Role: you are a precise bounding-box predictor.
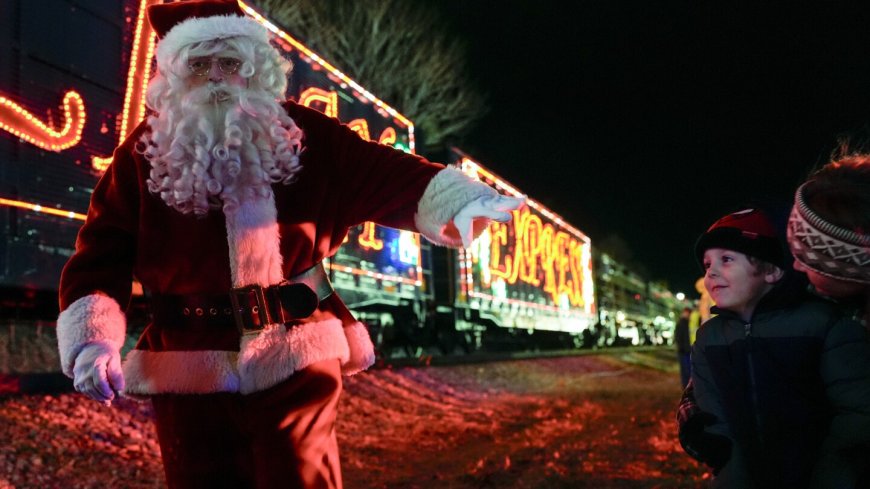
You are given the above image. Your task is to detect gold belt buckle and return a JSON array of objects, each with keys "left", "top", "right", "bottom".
[{"left": 229, "top": 284, "right": 271, "bottom": 335}]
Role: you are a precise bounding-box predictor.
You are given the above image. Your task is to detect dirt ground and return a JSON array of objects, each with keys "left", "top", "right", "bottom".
[{"left": 0, "top": 349, "right": 708, "bottom": 488}]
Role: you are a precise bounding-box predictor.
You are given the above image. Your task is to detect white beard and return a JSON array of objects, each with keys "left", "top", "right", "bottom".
[{"left": 140, "top": 83, "right": 303, "bottom": 216}]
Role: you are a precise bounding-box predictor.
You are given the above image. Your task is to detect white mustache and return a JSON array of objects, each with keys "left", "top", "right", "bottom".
[{"left": 183, "top": 83, "right": 243, "bottom": 106}]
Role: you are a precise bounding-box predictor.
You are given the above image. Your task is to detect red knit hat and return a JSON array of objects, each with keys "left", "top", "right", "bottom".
[{"left": 695, "top": 208, "right": 785, "bottom": 267}]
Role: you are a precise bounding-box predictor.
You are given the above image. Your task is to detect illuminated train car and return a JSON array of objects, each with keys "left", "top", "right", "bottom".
[
  {"left": 0, "top": 0, "right": 423, "bottom": 320},
  {"left": 0, "top": 0, "right": 124, "bottom": 314},
  {"left": 424, "top": 150, "right": 598, "bottom": 353},
  {"left": 0, "top": 0, "right": 680, "bottom": 358},
  {"left": 647, "top": 281, "right": 680, "bottom": 345},
  {"left": 594, "top": 252, "right": 679, "bottom": 347}
]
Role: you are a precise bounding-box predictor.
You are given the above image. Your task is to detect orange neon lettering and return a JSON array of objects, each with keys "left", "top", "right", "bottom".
[
  {"left": 347, "top": 118, "right": 370, "bottom": 140},
  {"left": 489, "top": 221, "right": 511, "bottom": 280},
  {"left": 540, "top": 228, "right": 561, "bottom": 302},
  {"left": 357, "top": 221, "right": 384, "bottom": 251},
  {"left": 378, "top": 127, "right": 396, "bottom": 146},
  {"left": 460, "top": 158, "right": 591, "bottom": 308},
  {"left": 569, "top": 240, "right": 583, "bottom": 305},
  {"left": 486, "top": 207, "right": 587, "bottom": 307},
  {"left": 0, "top": 91, "right": 86, "bottom": 152},
  {"left": 519, "top": 214, "right": 545, "bottom": 286},
  {"left": 501, "top": 208, "right": 524, "bottom": 284},
  {"left": 554, "top": 232, "right": 573, "bottom": 303},
  {"left": 299, "top": 88, "right": 338, "bottom": 118}
]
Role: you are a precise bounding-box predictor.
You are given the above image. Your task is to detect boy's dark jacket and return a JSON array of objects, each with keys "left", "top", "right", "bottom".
[{"left": 691, "top": 273, "right": 870, "bottom": 488}]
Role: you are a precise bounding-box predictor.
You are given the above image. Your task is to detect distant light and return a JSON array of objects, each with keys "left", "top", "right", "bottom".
[{"left": 676, "top": 292, "right": 685, "bottom": 301}]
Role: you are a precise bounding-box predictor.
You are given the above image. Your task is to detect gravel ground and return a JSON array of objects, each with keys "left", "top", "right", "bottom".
[{"left": 0, "top": 349, "right": 708, "bottom": 488}]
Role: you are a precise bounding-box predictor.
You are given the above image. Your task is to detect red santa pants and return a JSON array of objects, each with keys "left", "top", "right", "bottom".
[{"left": 151, "top": 359, "right": 343, "bottom": 489}]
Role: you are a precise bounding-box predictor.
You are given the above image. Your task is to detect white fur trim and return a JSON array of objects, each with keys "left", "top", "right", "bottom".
[
  {"left": 56, "top": 294, "right": 126, "bottom": 378},
  {"left": 156, "top": 14, "right": 268, "bottom": 73},
  {"left": 121, "top": 319, "right": 353, "bottom": 396},
  {"left": 123, "top": 349, "right": 240, "bottom": 395},
  {"left": 238, "top": 319, "right": 349, "bottom": 394},
  {"left": 224, "top": 193, "right": 284, "bottom": 287},
  {"left": 342, "top": 321, "right": 376, "bottom": 375},
  {"left": 415, "top": 167, "right": 497, "bottom": 247}
]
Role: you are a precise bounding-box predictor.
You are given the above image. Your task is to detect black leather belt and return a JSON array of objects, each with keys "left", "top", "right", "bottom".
[{"left": 150, "top": 263, "right": 334, "bottom": 335}]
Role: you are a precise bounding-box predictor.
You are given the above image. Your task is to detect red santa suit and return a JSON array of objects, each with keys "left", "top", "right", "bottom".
[
  {"left": 57, "top": 101, "right": 497, "bottom": 486},
  {"left": 54, "top": 3, "right": 502, "bottom": 487},
  {"left": 57, "top": 100, "right": 493, "bottom": 394}
]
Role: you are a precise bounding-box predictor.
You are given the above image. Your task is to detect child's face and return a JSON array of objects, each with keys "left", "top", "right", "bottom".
[
  {"left": 793, "top": 259, "right": 865, "bottom": 299},
  {"left": 703, "top": 248, "right": 781, "bottom": 321}
]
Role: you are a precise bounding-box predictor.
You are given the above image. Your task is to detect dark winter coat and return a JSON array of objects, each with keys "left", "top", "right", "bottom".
[{"left": 691, "top": 283, "right": 870, "bottom": 488}]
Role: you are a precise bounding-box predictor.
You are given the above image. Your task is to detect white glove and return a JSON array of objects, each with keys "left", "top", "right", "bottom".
[
  {"left": 72, "top": 342, "right": 125, "bottom": 405},
  {"left": 453, "top": 194, "right": 525, "bottom": 248}
]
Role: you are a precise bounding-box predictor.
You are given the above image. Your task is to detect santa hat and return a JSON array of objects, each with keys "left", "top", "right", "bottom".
[
  {"left": 147, "top": 0, "right": 269, "bottom": 70},
  {"left": 695, "top": 208, "right": 785, "bottom": 268}
]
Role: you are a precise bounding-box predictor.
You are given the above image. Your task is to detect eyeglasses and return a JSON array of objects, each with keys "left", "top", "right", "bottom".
[{"left": 187, "top": 56, "right": 243, "bottom": 77}]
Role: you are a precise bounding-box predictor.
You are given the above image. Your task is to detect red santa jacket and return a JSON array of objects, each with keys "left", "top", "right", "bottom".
[{"left": 56, "top": 101, "right": 496, "bottom": 396}]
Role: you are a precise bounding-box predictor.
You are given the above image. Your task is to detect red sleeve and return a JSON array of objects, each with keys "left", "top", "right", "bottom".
[
  {"left": 285, "top": 102, "right": 444, "bottom": 231},
  {"left": 58, "top": 127, "right": 144, "bottom": 312}
]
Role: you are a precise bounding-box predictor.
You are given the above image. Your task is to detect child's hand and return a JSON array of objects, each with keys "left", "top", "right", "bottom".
[{"left": 678, "top": 410, "right": 732, "bottom": 473}]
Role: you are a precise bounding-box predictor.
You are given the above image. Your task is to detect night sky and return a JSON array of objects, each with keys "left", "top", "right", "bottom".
[{"left": 435, "top": 2, "right": 870, "bottom": 296}]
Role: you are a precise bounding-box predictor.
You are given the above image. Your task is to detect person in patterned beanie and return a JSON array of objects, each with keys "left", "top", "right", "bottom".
[
  {"left": 787, "top": 153, "right": 870, "bottom": 487},
  {"left": 789, "top": 153, "right": 870, "bottom": 326}
]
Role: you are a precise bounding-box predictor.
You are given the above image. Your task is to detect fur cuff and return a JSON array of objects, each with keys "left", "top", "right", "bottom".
[
  {"left": 415, "top": 167, "right": 497, "bottom": 247},
  {"left": 342, "top": 321, "right": 376, "bottom": 376},
  {"left": 56, "top": 294, "right": 126, "bottom": 378}
]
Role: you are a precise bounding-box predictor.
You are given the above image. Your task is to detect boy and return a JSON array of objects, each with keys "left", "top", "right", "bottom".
[{"left": 690, "top": 208, "right": 870, "bottom": 488}]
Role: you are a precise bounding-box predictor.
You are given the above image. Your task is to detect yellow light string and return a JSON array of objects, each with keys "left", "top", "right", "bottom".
[
  {"left": 0, "top": 91, "right": 86, "bottom": 152},
  {"left": 92, "top": 0, "right": 158, "bottom": 172},
  {"left": 239, "top": 0, "right": 415, "bottom": 152},
  {"left": 326, "top": 262, "right": 421, "bottom": 287},
  {"left": 0, "top": 197, "right": 86, "bottom": 221}
]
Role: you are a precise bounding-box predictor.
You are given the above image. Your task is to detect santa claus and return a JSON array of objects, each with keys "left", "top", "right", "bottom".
[{"left": 56, "top": 0, "right": 522, "bottom": 487}]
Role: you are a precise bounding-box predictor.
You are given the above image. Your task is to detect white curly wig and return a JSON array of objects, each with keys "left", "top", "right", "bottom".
[{"left": 140, "top": 27, "right": 303, "bottom": 216}]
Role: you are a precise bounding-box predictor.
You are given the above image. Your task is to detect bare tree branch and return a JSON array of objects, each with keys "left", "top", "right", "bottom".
[{"left": 258, "top": 0, "right": 487, "bottom": 151}]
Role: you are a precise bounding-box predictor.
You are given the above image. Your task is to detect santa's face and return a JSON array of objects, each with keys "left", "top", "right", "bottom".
[{"left": 186, "top": 54, "right": 247, "bottom": 91}]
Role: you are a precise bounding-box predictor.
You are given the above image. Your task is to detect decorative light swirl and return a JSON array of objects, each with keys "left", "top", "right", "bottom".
[{"left": 0, "top": 91, "right": 86, "bottom": 152}]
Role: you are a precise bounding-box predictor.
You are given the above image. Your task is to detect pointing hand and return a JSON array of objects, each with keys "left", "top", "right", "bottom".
[{"left": 453, "top": 195, "right": 525, "bottom": 248}]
